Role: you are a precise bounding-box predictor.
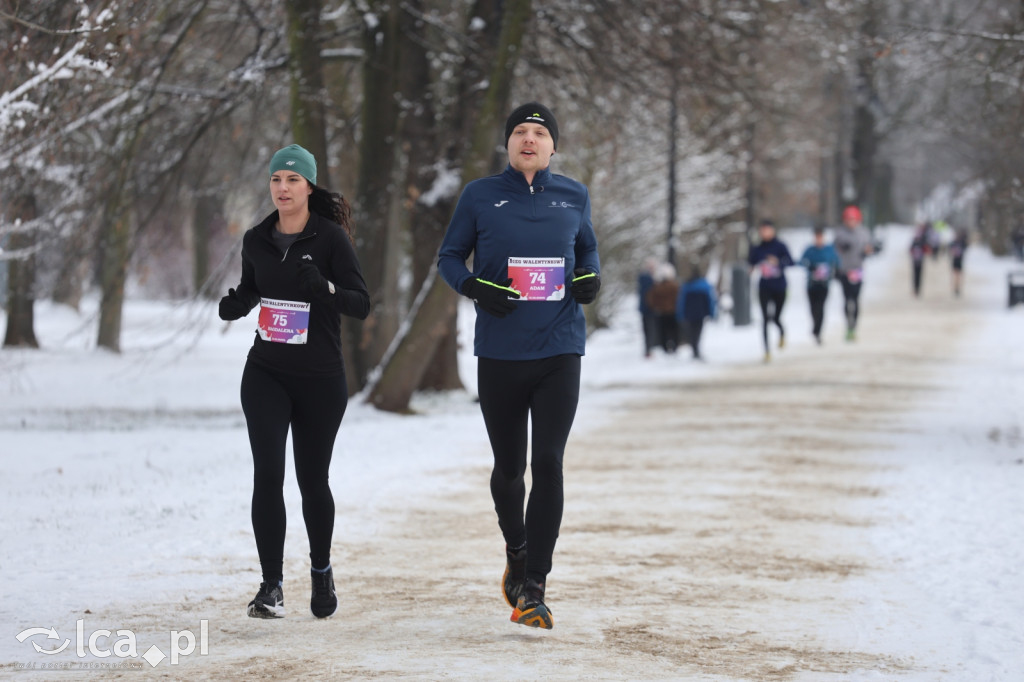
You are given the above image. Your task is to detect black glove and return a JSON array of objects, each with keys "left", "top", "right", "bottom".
[
  {"left": 569, "top": 268, "right": 600, "bottom": 304},
  {"left": 297, "top": 260, "right": 332, "bottom": 298},
  {"left": 460, "top": 277, "right": 520, "bottom": 318},
  {"left": 218, "top": 288, "right": 250, "bottom": 321}
]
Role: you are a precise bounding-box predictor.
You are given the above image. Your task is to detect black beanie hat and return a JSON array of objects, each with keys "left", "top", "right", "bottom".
[{"left": 504, "top": 102, "right": 559, "bottom": 150}]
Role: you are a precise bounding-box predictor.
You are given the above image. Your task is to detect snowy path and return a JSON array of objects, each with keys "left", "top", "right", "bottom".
[{"left": 2, "top": 228, "right": 1022, "bottom": 680}]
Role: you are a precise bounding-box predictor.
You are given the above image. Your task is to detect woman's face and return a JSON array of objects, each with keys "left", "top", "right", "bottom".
[{"left": 270, "top": 171, "right": 312, "bottom": 215}]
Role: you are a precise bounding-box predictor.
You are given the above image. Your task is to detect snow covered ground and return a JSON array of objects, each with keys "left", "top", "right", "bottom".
[{"left": 0, "top": 225, "right": 1021, "bottom": 680}]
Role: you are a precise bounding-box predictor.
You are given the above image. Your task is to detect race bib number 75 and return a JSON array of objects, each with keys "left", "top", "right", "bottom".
[{"left": 258, "top": 298, "right": 310, "bottom": 344}]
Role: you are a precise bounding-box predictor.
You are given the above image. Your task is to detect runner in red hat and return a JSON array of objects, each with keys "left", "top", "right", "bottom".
[{"left": 833, "top": 205, "right": 873, "bottom": 341}]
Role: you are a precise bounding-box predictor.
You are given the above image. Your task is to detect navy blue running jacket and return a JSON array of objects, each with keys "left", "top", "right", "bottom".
[
  {"left": 438, "top": 165, "right": 600, "bottom": 361},
  {"left": 748, "top": 238, "right": 794, "bottom": 293}
]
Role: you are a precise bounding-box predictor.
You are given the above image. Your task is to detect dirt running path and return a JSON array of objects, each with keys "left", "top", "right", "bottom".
[{"left": 112, "top": 252, "right": 985, "bottom": 680}]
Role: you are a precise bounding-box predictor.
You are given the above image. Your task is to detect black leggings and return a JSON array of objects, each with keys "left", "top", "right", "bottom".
[
  {"left": 758, "top": 287, "right": 786, "bottom": 351},
  {"left": 240, "top": 360, "right": 348, "bottom": 584},
  {"left": 686, "top": 318, "right": 705, "bottom": 358},
  {"left": 477, "top": 354, "right": 581, "bottom": 583},
  {"left": 808, "top": 286, "right": 828, "bottom": 337},
  {"left": 655, "top": 314, "right": 678, "bottom": 353},
  {"left": 839, "top": 273, "right": 863, "bottom": 330}
]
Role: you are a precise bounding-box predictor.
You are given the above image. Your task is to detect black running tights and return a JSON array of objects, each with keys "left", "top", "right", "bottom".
[
  {"left": 477, "top": 354, "right": 581, "bottom": 583},
  {"left": 240, "top": 361, "right": 348, "bottom": 584},
  {"left": 839, "top": 274, "right": 863, "bottom": 331},
  {"left": 808, "top": 286, "right": 828, "bottom": 337},
  {"left": 686, "top": 318, "right": 705, "bottom": 358},
  {"left": 758, "top": 287, "right": 786, "bottom": 351}
]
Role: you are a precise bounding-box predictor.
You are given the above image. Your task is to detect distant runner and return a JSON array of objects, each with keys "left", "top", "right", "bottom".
[
  {"left": 909, "top": 223, "right": 930, "bottom": 298},
  {"left": 799, "top": 226, "right": 839, "bottom": 344},
  {"left": 949, "top": 228, "right": 968, "bottom": 297},
  {"left": 833, "top": 206, "right": 873, "bottom": 341},
  {"left": 748, "top": 219, "right": 793, "bottom": 361},
  {"left": 676, "top": 265, "right": 717, "bottom": 360}
]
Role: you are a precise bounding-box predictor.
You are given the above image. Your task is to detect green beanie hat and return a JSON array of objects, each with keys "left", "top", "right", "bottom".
[{"left": 269, "top": 144, "right": 317, "bottom": 185}]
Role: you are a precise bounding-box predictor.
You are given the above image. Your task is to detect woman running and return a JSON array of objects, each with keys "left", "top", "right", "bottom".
[
  {"left": 949, "top": 228, "right": 968, "bottom": 297},
  {"left": 218, "top": 144, "right": 370, "bottom": 620}
]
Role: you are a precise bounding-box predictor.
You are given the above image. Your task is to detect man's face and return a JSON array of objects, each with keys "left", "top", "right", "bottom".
[{"left": 507, "top": 123, "right": 555, "bottom": 177}]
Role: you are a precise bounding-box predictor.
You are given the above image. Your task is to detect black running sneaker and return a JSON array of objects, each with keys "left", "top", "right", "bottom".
[
  {"left": 310, "top": 567, "right": 338, "bottom": 618},
  {"left": 247, "top": 582, "right": 285, "bottom": 619},
  {"left": 502, "top": 544, "right": 527, "bottom": 608},
  {"left": 512, "top": 578, "right": 553, "bottom": 629}
]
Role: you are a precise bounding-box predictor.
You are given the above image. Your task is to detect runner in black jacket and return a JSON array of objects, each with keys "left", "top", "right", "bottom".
[
  {"left": 218, "top": 144, "right": 369, "bottom": 620},
  {"left": 747, "top": 219, "right": 793, "bottom": 361}
]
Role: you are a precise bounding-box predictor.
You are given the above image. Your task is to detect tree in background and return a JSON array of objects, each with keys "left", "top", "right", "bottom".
[
  {"left": 3, "top": 0, "right": 1023, "bottom": 402},
  {"left": 0, "top": 1, "right": 117, "bottom": 346},
  {"left": 366, "top": 0, "right": 533, "bottom": 412}
]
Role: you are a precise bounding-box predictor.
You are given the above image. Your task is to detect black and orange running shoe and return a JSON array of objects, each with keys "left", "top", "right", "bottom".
[
  {"left": 502, "top": 544, "right": 527, "bottom": 608},
  {"left": 511, "top": 578, "right": 552, "bottom": 629}
]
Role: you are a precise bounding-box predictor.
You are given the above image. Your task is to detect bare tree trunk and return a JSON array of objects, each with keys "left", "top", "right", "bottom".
[
  {"left": 286, "top": 0, "right": 367, "bottom": 392},
  {"left": 96, "top": 110, "right": 144, "bottom": 352},
  {"left": 851, "top": 4, "right": 881, "bottom": 224},
  {"left": 367, "top": 270, "right": 460, "bottom": 412},
  {"left": 52, "top": 224, "right": 91, "bottom": 311},
  {"left": 367, "top": 0, "right": 533, "bottom": 412},
  {"left": 96, "top": 207, "right": 133, "bottom": 352},
  {"left": 412, "top": 0, "right": 524, "bottom": 393},
  {"left": 346, "top": 0, "right": 404, "bottom": 391},
  {"left": 192, "top": 193, "right": 221, "bottom": 298},
  {"left": 400, "top": 0, "right": 496, "bottom": 393},
  {"left": 3, "top": 194, "right": 40, "bottom": 349},
  {"left": 286, "top": 0, "right": 332, "bottom": 189},
  {"left": 666, "top": 66, "right": 679, "bottom": 266}
]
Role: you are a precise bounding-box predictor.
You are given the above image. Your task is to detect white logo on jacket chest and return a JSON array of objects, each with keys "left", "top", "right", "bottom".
[
  {"left": 549, "top": 200, "right": 576, "bottom": 208},
  {"left": 494, "top": 200, "right": 509, "bottom": 207}
]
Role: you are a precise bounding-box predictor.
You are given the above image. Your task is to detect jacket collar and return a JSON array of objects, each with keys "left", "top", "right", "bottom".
[
  {"left": 254, "top": 210, "right": 320, "bottom": 240},
  {"left": 502, "top": 164, "right": 552, "bottom": 189}
]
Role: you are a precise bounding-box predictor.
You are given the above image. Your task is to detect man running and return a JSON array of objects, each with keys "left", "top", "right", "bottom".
[
  {"left": 833, "top": 205, "right": 873, "bottom": 341},
  {"left": 437, "top": 102, "right": 600, "bottom": 630},
  {"left": 799, "top": 226, "right": 839, "bottom": 344},
  {"left": 748, "top": 219, "right": 793, "bottom": 361}
]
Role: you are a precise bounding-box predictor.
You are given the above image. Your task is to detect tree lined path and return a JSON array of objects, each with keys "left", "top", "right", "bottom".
[{"left": 102, "top": 241, "right": 1019, "bottom": 681}]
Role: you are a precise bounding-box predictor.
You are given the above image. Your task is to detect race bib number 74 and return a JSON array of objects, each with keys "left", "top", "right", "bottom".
[
  {"left": 507, "top": 257, "right": 565, "bottom": 301},
  {"left": 258, "top": 298, "right": 310, "bottom": 344}
]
